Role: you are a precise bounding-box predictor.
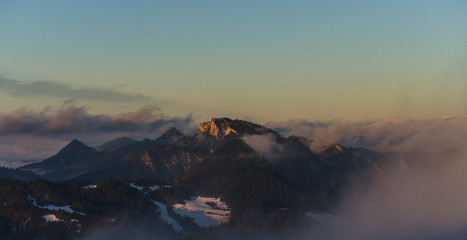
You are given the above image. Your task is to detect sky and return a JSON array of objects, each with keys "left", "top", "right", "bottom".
[
  {"left": 0, "top": 1, "right": 467, "bottom": 165},
  {"left": 1, "top": 0, "right": 466, "bottom": 122}
]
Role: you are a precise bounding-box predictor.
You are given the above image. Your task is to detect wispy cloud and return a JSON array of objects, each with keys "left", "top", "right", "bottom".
[
  {"left": 242, "top": 134, "right": 284, "bottom": 162},
  {"left": 0, "top": 77, "right": 152, "bottom": 102},
  {"left": 0, "top": 101, "right": 193, "bottom": 135}
]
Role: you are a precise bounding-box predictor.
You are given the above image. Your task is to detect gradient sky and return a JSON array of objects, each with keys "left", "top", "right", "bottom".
[{"left": 1, "top": 0, "right": 466, "bottom": 122}]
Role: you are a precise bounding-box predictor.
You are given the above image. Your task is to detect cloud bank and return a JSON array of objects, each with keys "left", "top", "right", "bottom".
[
  {"left": 295, "top": 153, "right": 467, "bottom": 240},
  {"left": 264, "top": 118, "right": 467, "bottom": 239},
  {"left": 0, "top": 102, "right": 195, "bottom": 166},
  {"left": 0, "top": 102, "right": 192, "bottom": 135},
  {"left": 0, "top": 77, "right": 151, "bottom": 102},
  {"left": 267, "top": 117, "right": 467, "bottom": 153}
]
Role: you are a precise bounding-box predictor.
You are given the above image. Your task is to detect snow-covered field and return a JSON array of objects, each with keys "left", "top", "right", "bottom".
[
  {"left": 152, "top": 201, "right": 183, "bottom": 232},
  {"left": 172, "top": 196, "right": 230, "bottom": 227}
]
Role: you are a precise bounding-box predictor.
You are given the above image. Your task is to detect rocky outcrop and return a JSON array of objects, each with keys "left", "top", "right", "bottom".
[
  {"left": 198, "top": 118, "right": 239, "bottom": 138},
  {"left": 198, "top": 117, "right": 275, "bottom": 138}
]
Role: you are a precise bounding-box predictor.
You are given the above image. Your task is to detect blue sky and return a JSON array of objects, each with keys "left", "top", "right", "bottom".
[{"left": 0, "top": 0, "right": 466, "bottom": 122}]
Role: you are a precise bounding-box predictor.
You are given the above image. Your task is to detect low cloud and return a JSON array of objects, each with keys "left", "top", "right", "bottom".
[
  {"left": 267, "top": 117, "right": 467, "bottom": 153},
  {"left": 296, "top": 153, "right": 467, "bottom": 240},
  {"left": 242, "top": 134, "right": 284, "bottom": 162},
  {"left": 0, "top": 102, "right": 193, "bottom": 135},
  {"left": 0, "top": 77, "right": 152, "bottom": 102},
  {"left": 0, "top": 102, "right": 195, "bottom": 166},
  {"left": 266, "top": 118, "right": 467, "bottom": 239}
]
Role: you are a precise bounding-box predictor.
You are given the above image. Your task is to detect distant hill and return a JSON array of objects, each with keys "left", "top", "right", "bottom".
[{"left": 19, "top": 140, "right": 102, "bottom": 176}]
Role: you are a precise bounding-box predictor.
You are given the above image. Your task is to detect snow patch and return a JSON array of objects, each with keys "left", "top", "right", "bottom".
[
  {"left": 151, "top": 201, "right": 183, "bottom": 232},
  {"left": 30, "top": 196, "right": 85, "bottom": 215},
  {"left": 43, "top": 214, "right": 62, "bottom": 222},
  {"left": 129, "top": 183, "right": 144, "bottom": 191},
  {"left": 172, "top": 196, "right": 230, "bottom": 227},
  {"left": 41, "top": 204, "right": 85, "bottom": 215},
  {"left": 131, "top": 184, "right": 170, "bottom": 191}
]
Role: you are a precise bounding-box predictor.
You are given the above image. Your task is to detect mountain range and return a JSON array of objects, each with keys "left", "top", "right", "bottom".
[
  {"left": 12, "top": 118, "right": 373, "bottom": 201},
  {"left": 0, "top": 117, "right": 461, "bottom": 239}
]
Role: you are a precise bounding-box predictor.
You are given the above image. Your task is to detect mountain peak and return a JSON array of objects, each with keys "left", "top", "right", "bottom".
[
  {"left": 155, "top": 127, "right": 185, "bottom": 144},
  {"left": 64, "top": 139, "right": 86, "bottom": 149},
  {"left": 19, "top": 139, "right": 101, "bottom": 174},
  {"left": 59, "top": 139, "right": 96, "bottom": 155},
  {"left": 198, "top": 117, "right": 275, "bottom": 138},
  {"left": 162, "top": 127, "right": 183, "bottom": 136}
]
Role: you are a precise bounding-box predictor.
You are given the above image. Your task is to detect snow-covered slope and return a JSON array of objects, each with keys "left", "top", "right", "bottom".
[
  {"left": 152, "top": 201, "right": 183, "bottom": 232},
  {"left": 172, "top": 196, "right": 230, "bottom": 227},
  {"left": 129, "top": 183, "right": 144, "bottom": 191}
]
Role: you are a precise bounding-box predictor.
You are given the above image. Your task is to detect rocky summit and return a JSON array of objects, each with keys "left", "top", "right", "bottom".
[
  {"left": 198, "top": 117, "right": 239, "bottom": 138},
  {"left": 198, "top": 117, "right": 275, "bottom": 138}
]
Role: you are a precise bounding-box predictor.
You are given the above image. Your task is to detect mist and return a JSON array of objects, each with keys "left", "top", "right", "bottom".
[
  {"left": 290, "top": 151, "right": 467, "bottom": 240},
  {"left": 267, "top": 117, "right": 467, "bottom": 154},
  {"left": 241, "top": 118, "right": 467, "bottom": 240},
  {"left": 241, "top": 134, "right": 284, "bottom": 162}
]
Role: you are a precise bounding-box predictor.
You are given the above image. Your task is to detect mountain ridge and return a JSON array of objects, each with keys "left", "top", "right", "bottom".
[{"left": 14, "top": 117, "right": 394, "bottom": 203}]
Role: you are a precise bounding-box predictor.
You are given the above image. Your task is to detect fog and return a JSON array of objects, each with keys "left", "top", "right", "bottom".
[
  {"left": 268, "top": 117, "right": 467, "bottom": 154},
  {"left": 243, "top": 119, "right": 467, "bottom": 240},
  {"left": 293, "top": 151, "right": 467, "bottom": 240}
]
